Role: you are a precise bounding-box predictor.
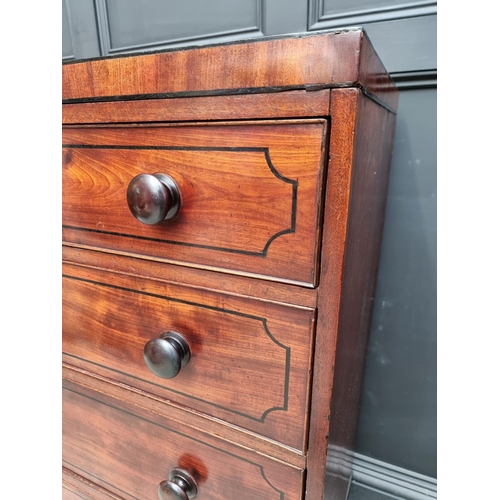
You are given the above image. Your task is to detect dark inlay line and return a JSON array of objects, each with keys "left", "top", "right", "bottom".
[
  {"left": 62, "top": 144, "right": 297, "bottom": 256},
  {"left": 63, "top": 225, "right": 270, "bottom": 257},
  {"left": 62, "top": 84, "right": 335, "bottom": 104},
  {"left": 63, "top": 350, "right": 288, "bottom": 423},
  {"left": 65, "top": 144, "right": 268, "bottom": 152},
  {"left": 63, "top": 274, "right": 290, "bottom": 421},
  {"left": 360, "top": 86, "right": 397, "bottom": 114}
]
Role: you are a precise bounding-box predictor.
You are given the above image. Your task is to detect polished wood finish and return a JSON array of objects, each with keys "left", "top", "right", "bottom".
[
  {"left": 62, "top": 90, "right": 331, "bottom": 124},
  {"left": 62, "top": 262, "right": 315, "bottom": 451},
  {"left": 305, "top": 89, "right": 359, "bottom": 499},
  {"left": 63, "top": 383, "right": 304, "bottom": 500},
  {"left": 63, "top": 468, "right": 124, "bottom": 500},
  {"left": 62, "top": 29, "right": 396, "bottom": 111},
  {"left": 62, "top": 120, "right": 328, "bottom": 286},
  {"left": 61, "top": 246, "right": 318, "bottom": 309},
  {"left": 62, "top": 363, "right": 307, "bottom": 468},
  {"left": 326, "top": 90, "right": 397, "bottom": 497},
  {"left": 357, "top": 31, "right": 399, "bottom": 111},
  {"left": 306, "top": 89, "right": 397, "bottom": 499},
  {"left": 62, "top": 29, "right": 398, "bottom": 500}
]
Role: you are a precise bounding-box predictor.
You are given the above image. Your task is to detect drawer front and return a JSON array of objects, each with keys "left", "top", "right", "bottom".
[
  {"left": 62, "top": 265, "right": 315, "bottom": 451},
  {"left": 63, "top": 468, "right": 122, "bottom": 500},
  {"left": 63, "top": 383, "right": 304, "bottom": 500},
  {"left": 62, "top": 120, "right": 327, "bottom": 286}
]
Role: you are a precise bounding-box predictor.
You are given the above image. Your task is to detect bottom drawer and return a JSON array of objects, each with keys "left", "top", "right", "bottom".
[
  {"left": 63, "top": 468, "right": 122, "bottom": 500},
  {"left": 62, "top": 381, "right": 304, "bottom": 500}
]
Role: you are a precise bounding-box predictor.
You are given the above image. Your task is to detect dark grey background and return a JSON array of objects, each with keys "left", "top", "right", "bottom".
[
  {"left": 63, "top": 1, "right": 437, "bottom": 497},
  {"left": 356, "top": 87, "right": 436, "bottom": 477}
]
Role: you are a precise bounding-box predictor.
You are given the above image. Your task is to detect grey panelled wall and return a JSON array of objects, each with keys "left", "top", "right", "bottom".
[
  {"left": 62, "top": 0, "right": 310, "bottom": 58},
  {"left": 62, "top": 1, "right": 437, "bottom": 499}
]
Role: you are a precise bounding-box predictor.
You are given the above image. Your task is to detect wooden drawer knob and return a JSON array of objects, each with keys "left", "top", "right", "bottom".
[
  {"left": 127, "top": 173, "right": 180, "bottom": 225},
  {"left": 144, "top": 332, "right": 191, "bottom": 379},
  {"left": 158, "top": 468, "right": 198, "bottom": 500}
]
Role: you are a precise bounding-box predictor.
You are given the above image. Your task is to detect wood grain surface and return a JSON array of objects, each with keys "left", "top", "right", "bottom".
[
  {"left": 63, "top": 89, "right": 331, "bottom": 124},
  {"left": 63, "top": 468, "right": 124, "bottom": 500},
  {"left": 63, "top": 363, "right": 307, "bottom": 469},
  {"left": 62, "top": 263, "right": 315, "bottom": 452},
  {"left": 62, "top": 120, "right": 327, "bottom": 286},
  {"left": 324, "top": 89, "right": 397, "bottom": 499},
  {"left": 62, "top": 29, "right": 396, "bottom": 111},
  {"left": 359, "top": 30, "right": 399, "bottom": 111},
  {"left": 63, "top": 381, "right": 305, "bottom": 500},
  {"left": 62, "top": 246, "right": 318, "bottom": 309},
  {"left": 61, "top": 30, "right": 399, "bottom": 500},
  {"left": 304, "top": 88, "right": 359, "bottom": 500},
  {"left": 305, "top": 88, "right": 397, "bottom": 499}
]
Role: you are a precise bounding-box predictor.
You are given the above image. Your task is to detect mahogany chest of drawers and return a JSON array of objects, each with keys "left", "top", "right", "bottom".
[{"left": 62, "top": 28, "right": 398, "bottom": 500}]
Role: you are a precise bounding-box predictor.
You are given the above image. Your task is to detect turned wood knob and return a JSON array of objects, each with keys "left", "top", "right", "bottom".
[
  {"left": 127, "top": 173, "right": 180, "bottom": 225},
  {"left": 144, "top": 332, "right": 191, "bottom": 379},
  {"left": 158, "top": 468, "right": 198, "bottom": 500}
]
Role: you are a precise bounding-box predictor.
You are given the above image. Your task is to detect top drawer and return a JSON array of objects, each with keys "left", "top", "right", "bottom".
[{"left": 62, "top": 120, "right": 327, "bottom": 286}]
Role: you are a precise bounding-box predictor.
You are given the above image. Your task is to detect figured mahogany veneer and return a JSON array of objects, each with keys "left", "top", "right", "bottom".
[
  {"left": 62, "top": 28, "right": 398, "bottom": 500},
  {"left": 62, "top": 89, "right": 331, "bottom": 124},
  {"left": 63, "top": 382, "right": 304, "bottom": 500},
  {"left": 62, "top": 29, "right": 396, "bottom": 112},
  {"left": 62, "top": 263, "right": 315, "bottom": 451},
  {"left": 63, "top": 120, "right": 327, "bottom": 286}
]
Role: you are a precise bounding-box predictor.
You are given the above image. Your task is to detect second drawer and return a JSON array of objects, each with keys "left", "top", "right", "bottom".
[{"left": 62, "top": 263, "right": 316, "bottom": 452}]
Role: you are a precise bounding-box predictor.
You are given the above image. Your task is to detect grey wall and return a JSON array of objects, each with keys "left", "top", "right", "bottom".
[
  {"left": 356, "top": 88, "right": 436, "bottom": 477},
  {"left": 63, "top": 2, "right": 437, "bottom": 498}
]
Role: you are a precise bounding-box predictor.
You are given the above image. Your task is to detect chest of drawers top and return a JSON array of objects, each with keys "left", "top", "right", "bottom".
[
  {"left": 62, "top": 28, "right": 396, "bottom": 109},
  {"left": 62, "top": 27, "right": 398, "bottom": 500}
]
